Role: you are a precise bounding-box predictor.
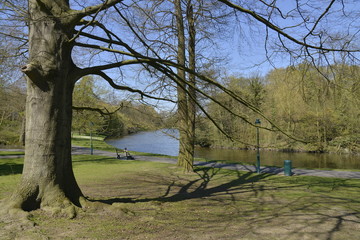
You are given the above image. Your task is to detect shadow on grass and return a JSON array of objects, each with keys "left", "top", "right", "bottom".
[
  {"left": 245, "top": 192, "right": 360, "bottom": 240},
  {"left": 0, "top": 163, "right": 23, "bottom": 176},
  {"left": 0, "top": 152, "right": 24, "bottom": 156},
  {"left": 95, "top": 166, "right": 273, "bottom": 204},
  {"left": 0, "top": 155, "right": 122, "bottom": 176},
  {"left": 92, "top": 166, "right": 360, "bottom": 239},
  {"left": 72, "top": 156, "right": 122, "bottom": 164}
]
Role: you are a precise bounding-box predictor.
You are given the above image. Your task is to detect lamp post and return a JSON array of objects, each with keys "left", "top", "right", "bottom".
[
  {"left": 255, "top": 119, "right": 261, "bottom": 173},
  {"left": 90, "top": 122, "right": 94, "bottom": 155}
]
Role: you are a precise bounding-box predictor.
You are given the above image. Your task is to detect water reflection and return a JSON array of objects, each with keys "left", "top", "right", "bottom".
[
  {"left": 106, "top": 129, "right": 360, "bottom": 170},
  {"left": 195, "top": 148, "right": 360, "bottom": 169}
]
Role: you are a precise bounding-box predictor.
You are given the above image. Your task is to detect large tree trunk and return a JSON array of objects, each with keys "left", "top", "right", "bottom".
[{"left": 7, "top": 0, "right": 83, "bottom": 214}]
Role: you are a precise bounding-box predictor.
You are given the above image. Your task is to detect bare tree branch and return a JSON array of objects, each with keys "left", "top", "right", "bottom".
[
  {"left": 303, "top": 0, "right": 336, "bottom": 40},
  {"left": 146, "top": 58, "right": 309, "bottom": 144},
  {"left": 72, "top": 104, "right": 122, "bottom": 116},
  {"left": 76, "top": 59, "right": 152, "bottom": 79},
  {"left": 68, "top": 0, "right": 123, "bottom": 35},
  {"left": 94, "top": 70, "right": 176, "bottom": 103},
  {"left": 217, "top": 0, "right": 359, "bottom": 52}
]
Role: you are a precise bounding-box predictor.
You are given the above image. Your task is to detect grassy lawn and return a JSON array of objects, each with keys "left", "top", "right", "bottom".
[
  {"left": 72, "top": 135, "right": 116, "bottom": 152},
  {"left": 1, "top": 152, "right": 360, "bottom": 239}
]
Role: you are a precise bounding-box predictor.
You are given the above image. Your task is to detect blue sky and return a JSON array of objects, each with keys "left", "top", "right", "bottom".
[
  {"left": 74, "top": 0, "right": 359, "bottom": 110},
  {"left": 225, "top": 0, "right": 360, "bottom": 77}
]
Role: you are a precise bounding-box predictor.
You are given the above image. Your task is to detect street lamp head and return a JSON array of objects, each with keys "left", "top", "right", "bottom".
[{"left": 255, "top": 119, "right": 261, "bottom": 125}]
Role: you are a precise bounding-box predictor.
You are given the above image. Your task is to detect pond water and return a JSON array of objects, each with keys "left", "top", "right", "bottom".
[
  {"left": 107, "top": 129, "right": 179, "bottom": 157},
  {"left": 106, "top": 129, "right": 360, "bottom": 170}
]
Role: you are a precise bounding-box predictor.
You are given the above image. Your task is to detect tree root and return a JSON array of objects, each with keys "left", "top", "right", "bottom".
[
  {"left": 0, "top": 199, "right": 36, "bottom": 240},
  {"left": 1, "top": 194, "right": 81, "bottom": 221},
  {"left": 1, "top": 198, "right": 30, "bottom": 220},
  {"left": 79, "top": 196, "right": 111, "bottom": 212},
  {"left": 1, "top": 194, "right": 124, "bottom": 225}
]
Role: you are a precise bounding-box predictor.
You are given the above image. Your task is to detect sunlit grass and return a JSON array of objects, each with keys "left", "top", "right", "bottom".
[
  {"left": 1, "top": 152, "right": 360, "bottom": 239},
  {"left": 71, "top": 135, "right": 115, "bottom": 152}
]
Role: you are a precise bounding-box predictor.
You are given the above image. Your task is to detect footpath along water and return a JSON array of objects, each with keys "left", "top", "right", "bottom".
[
  {"left": 106, "top": 129, "right": 360, "bottom": 170},
  {"left": 71, "top": 146, "right": 360, "bottom": 179},
  {"left": 2, "top": 147, "right": 360, "bottom": 179}
]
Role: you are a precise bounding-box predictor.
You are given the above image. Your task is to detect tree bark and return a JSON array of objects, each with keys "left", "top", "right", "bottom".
[
  {"left": 186, "top": 1, "right": 196, "bottom": 165},
  {"left": 174, "top": 0, "right": 193, "bottom": 172},
  {"left": 7, "top": 0, "right": 83, "bottom": 214}
]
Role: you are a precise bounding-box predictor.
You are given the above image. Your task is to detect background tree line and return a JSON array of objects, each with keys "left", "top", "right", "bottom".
[
  {"left": 0, "top": 79, "right": 25, "bottom": 145},
  {"left": 2, "top": 62, "right": 359, "bottom": 154},
  {"left": 72, "top": 76, "right": 163, "bottom": 138},
  {"left": 0, "top": 75, "right": 163, "bottom": 145},
  {"left": 197, "top": 63, "right": 360, "bottom": 153}
]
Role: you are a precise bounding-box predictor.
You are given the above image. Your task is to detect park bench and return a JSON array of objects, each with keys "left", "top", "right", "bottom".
[{"left": 116, "top": 148, "right": 134, "bottom": 160}]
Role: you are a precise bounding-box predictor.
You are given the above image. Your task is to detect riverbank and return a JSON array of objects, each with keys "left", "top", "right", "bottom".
[
  {"left": 70, "top": 146, "right": 360, "bottom": 179},
  {"left": 2, "top": 134, "right": 360, "bottom": 175},
  {"left": 105, "top": 130, "right": 360, "bottom": 170},
  {"left": 2, "top": 146, "right": 360, "bottom": 179},
  {"left": 73, "top": 135, "right": 360, "bottom": 178},
  {"left": 206, "top": 143, "right": 360, "bottom": 155}
]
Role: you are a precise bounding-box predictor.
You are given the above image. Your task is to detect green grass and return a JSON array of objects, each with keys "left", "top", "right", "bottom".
[
  {"left": 72, "top": 135, "right": 116, "bottom": 152},
  {"left": 72, "top": 134, "right": 106, "bottom": 141},
  {"left": 0, "top": 156, "right": 24, "bottom": 176},
  {"left": 0, "top": 156, "right": 23, "bottom": 200},
  {"left": 1, "top": 153, "right": 360, "bottom": 239},
  {"left": 1, "top": 136, "right": 359, "bottom": 239}
]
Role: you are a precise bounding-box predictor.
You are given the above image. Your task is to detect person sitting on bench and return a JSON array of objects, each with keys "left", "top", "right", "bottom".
[{"left": 124, "top": 148, "right": 134, "bottom": 160}]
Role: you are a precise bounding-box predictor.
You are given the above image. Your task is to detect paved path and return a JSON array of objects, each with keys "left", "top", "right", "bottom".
[
  {"left": 0, "top": 149, "right": 25, "bottom": 159},
  {"left": 2, "top": 147, "right": 360, "bottom": 179}
]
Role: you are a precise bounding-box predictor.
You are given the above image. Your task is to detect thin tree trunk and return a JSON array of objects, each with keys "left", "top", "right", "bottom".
[
  {"left": 187, "top": 1, "right": 196, "bottom": 163},
  {"left": 174, "top": 0, "right": 193, "bottom": 172}
]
